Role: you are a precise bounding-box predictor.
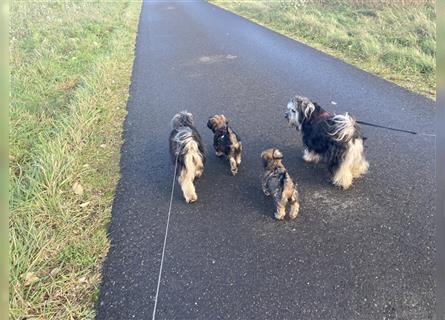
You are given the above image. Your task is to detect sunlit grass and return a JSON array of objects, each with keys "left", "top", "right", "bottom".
[
  {"left": 211, "top": 0, "right": 436, "bottom": 98},
  {"left": 9, "top": 1, "right": 141, "bottom": 318}
]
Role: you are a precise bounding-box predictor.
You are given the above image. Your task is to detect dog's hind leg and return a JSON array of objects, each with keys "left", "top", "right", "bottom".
[
  {"left": 236, "top": 142, "right": 242, "bottom": 165},
  {"left": 274, "top": 194, "right": 287, "bottom": 220},
  {"left": 274, "top": 203, "right": 286, "bottom": 220},
  {"left": 351, "top": 139, "right": 369, "bottom": 178},
  {"left": 180, "top": 151, "right": 201, "bottom": 203},
  {"left": 332, "top": 143, "right": 355, "bottom": 189},
  {"left": 288, "top": 190, "right": 300, "bottom": 220},
  {"left": 229, "top": 156, "right": 238, "bottom": 175},
  {"left": 178, "top": 169, "right": 197, "bottom": 203},
  {"left": 236, "top": 153, "right": 242, "bottom": 166},
  {"left": 333, "top": 165, "right": 353, "bottom": 189}
]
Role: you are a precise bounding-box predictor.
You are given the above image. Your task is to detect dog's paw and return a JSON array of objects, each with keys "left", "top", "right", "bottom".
[
  {"left": 352, "top": 160, "right": 369, "bottom": 178},
  {"left": 185, "top": 193, "right": 198, "bottom": 203},
  {"left": 333, "top": 170, "right": 353, "bottom": 190},
  {"left": 303, "top": 149, "right": 321, "bottom": 163},
  {"left": 289, "top": 206, "right": 300, "bottom": 220},
  {"left": 231, "top": 168, "right": 238, "bottom": 176},
  {"left": 274, "top": 212, "right": 285, "bottom": 220},
  {"left": 289, "top": 212, "right": 299, "bottom": 220},
  {"left": 195, "top": 171, "right": 203, "bottom": 179},
  {"left": 215, "top": 151, "right": 224, "bottom": 157},
  {"left": 333, "top": 179, "right": 352, "bottom": 190}
]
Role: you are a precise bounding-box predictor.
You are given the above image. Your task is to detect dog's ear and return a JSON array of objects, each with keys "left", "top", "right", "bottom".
[
  {"left": 296, "top": 96, "right": 315, "bottom": 118},
  {"left": 218, "top": 114, "right": 228, "bottom": 126},
  {"left": 272, "top": 149, "right": 283, "bottom": 160},
  {"left": 207, "top": 118, "right": 214, "bottom": 130},
  {"left": 260, "top": 151, "right": 269, "bottom": 168}
]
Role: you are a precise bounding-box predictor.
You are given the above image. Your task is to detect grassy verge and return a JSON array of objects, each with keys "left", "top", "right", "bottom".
[
  {"left": 9, "top": 1, "right": 141, "bottom": 318},
  {"left": 209, "top": 0, "right": 436, "bottom": 99}
]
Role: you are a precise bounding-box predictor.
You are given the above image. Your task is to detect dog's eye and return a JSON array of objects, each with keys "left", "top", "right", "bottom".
[{"left": 291, "top": 109, "right": 296, "bottom": 113}]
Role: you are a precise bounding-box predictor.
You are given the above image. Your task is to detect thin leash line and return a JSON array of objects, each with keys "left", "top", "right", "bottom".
[
  {"left": 356, "top": 120, "right": 435, "bottom": 137},
  {"left": 326, "top": 102, "right": 435, "bottom": 137},
  {"left": 152, "top": 152, "right": 179, "bottom": 320}
]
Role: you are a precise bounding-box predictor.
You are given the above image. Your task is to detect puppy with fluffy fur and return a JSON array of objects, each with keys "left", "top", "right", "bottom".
[
  {"left": 261, "top": 148, "right": 300, "bottom": 220},
  {"left": 207, "top": 114, "right": 242, "bottom": 175},
  {"left": 169, "top": 111, "right": 205, "bottom": 203},
  {"left": 285, "top": 95, "right": 369, "bottom": 189}
]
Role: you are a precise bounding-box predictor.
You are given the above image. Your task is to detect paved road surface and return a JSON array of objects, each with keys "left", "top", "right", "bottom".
[{"left": 97, "top": 1, "right": 436, "bottom": 319}]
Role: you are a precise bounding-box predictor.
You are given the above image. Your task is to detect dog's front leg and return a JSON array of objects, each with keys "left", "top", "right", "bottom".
[
  {"left": 303, "top": 148, "right": 321, "bottom": 163},
  {"left": 262, "top": 178, "right": 271, "bottom": 196}
]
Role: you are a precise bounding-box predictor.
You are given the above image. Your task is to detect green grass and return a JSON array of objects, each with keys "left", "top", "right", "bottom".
[
  {"left": 210, "top": 0, "right": 436, "bottom": 99},
  {"left": 9, "top": 1, "right": 141, "bottom": 318}
]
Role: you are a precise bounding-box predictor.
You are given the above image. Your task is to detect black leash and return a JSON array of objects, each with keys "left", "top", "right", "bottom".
[
  {"left": 327, "top": 101, "right": 434, "bottom": 137},
  {"left": 356, "top": 120, "right": 418, "bottom": 135}
]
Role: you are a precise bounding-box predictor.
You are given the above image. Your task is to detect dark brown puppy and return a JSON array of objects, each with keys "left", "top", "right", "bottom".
[
  {"left": 261, "top": 148, "right": 300, "bottom": 220},
  {"left": 207, "top": 114, "right": 242, "bottom": 175}
]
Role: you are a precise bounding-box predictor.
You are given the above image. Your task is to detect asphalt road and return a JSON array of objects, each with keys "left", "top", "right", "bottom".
[{"left": 96, "top": 1, "right": 436, "bottom": 319}]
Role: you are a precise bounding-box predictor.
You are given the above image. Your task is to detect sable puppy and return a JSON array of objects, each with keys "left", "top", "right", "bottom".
[
  {"left": 261, "top": 148, "right": 300, "bottom": 220},
  {"left": 207, "top": 114, "right": 242, "bottom": 175},
  {"left": 169, "top": 111, "right": 205, "bottom": 203},
  {"left": 285, "top": 95, "right": 369, "bottom": 189}
]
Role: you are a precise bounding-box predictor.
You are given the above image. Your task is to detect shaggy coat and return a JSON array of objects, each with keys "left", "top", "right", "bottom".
[
  {"left": 261, "top": 148, "right": 300, "bottom": 220},
  {"left": 169, "top": 111, "right": 205, "bottom": 203},
  {"left": 285, "top": 95, "right": 369, "bottom": 189},
  {"left": 207, "top": 114, "right": 242, "bottom": 175}
]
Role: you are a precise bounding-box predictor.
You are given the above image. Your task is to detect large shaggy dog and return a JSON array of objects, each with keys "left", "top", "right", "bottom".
[
  {"left": 285, "top": 95, "right": 369, "bottom": 189},
  {"left": 169, "top": 111, "right": 205, "bottom": 203}
]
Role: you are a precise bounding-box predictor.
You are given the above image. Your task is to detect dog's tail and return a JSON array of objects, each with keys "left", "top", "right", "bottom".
[{"left": 329, "top": 113, "right": 357, "bottom": 142}]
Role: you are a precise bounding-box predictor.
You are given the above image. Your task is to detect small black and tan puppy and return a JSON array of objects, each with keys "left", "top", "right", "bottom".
[
  {"left": 261, "top": 148, "right": 300, "bottom": 220},
  {"left": 207, "top": 114, "right": 242, "bottom": 175},
  {"left": 169, "top": 111, "right": 205, "bottom": 203}
]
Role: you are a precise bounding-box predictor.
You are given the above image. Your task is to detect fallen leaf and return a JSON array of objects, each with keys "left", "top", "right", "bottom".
[
  {"left": 79, "top": 201, "right": 90, "bottom": 208},
  {"left": 100, "top": 144, "right": 106, "bottom": 148},
  {"left": 78, "top": 276, "right": 87, "bottom": 283},
  {"left": 23, "top": 272, "right": 39, "bottom": 286},
  {"left": 72, "top": 182, "right": 84, "bottom": 195},
  {"left": 50, "top": 267, "right": 61, "bottom": 277}
]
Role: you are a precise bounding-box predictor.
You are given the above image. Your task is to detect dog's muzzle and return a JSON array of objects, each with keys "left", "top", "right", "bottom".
[{"left": 284, "top": 112, "right": 289, "bottom": 120}]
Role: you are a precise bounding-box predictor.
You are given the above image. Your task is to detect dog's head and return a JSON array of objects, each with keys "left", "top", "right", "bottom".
[
  {"left": 207, "top": 114, "right": 228, "bottom": 133},
  {"left": 261, "top": 148, "right": 284, "bottom": 170},
  {"left": 285, "top": 95, "right": 315, "bottom": 130},
  {"left": 171, "top": 111, "right": 194, "bottom": 129}
]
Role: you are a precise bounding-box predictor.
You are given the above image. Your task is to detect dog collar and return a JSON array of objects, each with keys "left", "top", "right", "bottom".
[
  {"left": 216, "top": 128, "right": 228, "bottom": 137},
  {"left": 312, "top": 111, "right": 332, "bottom": 123}
]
